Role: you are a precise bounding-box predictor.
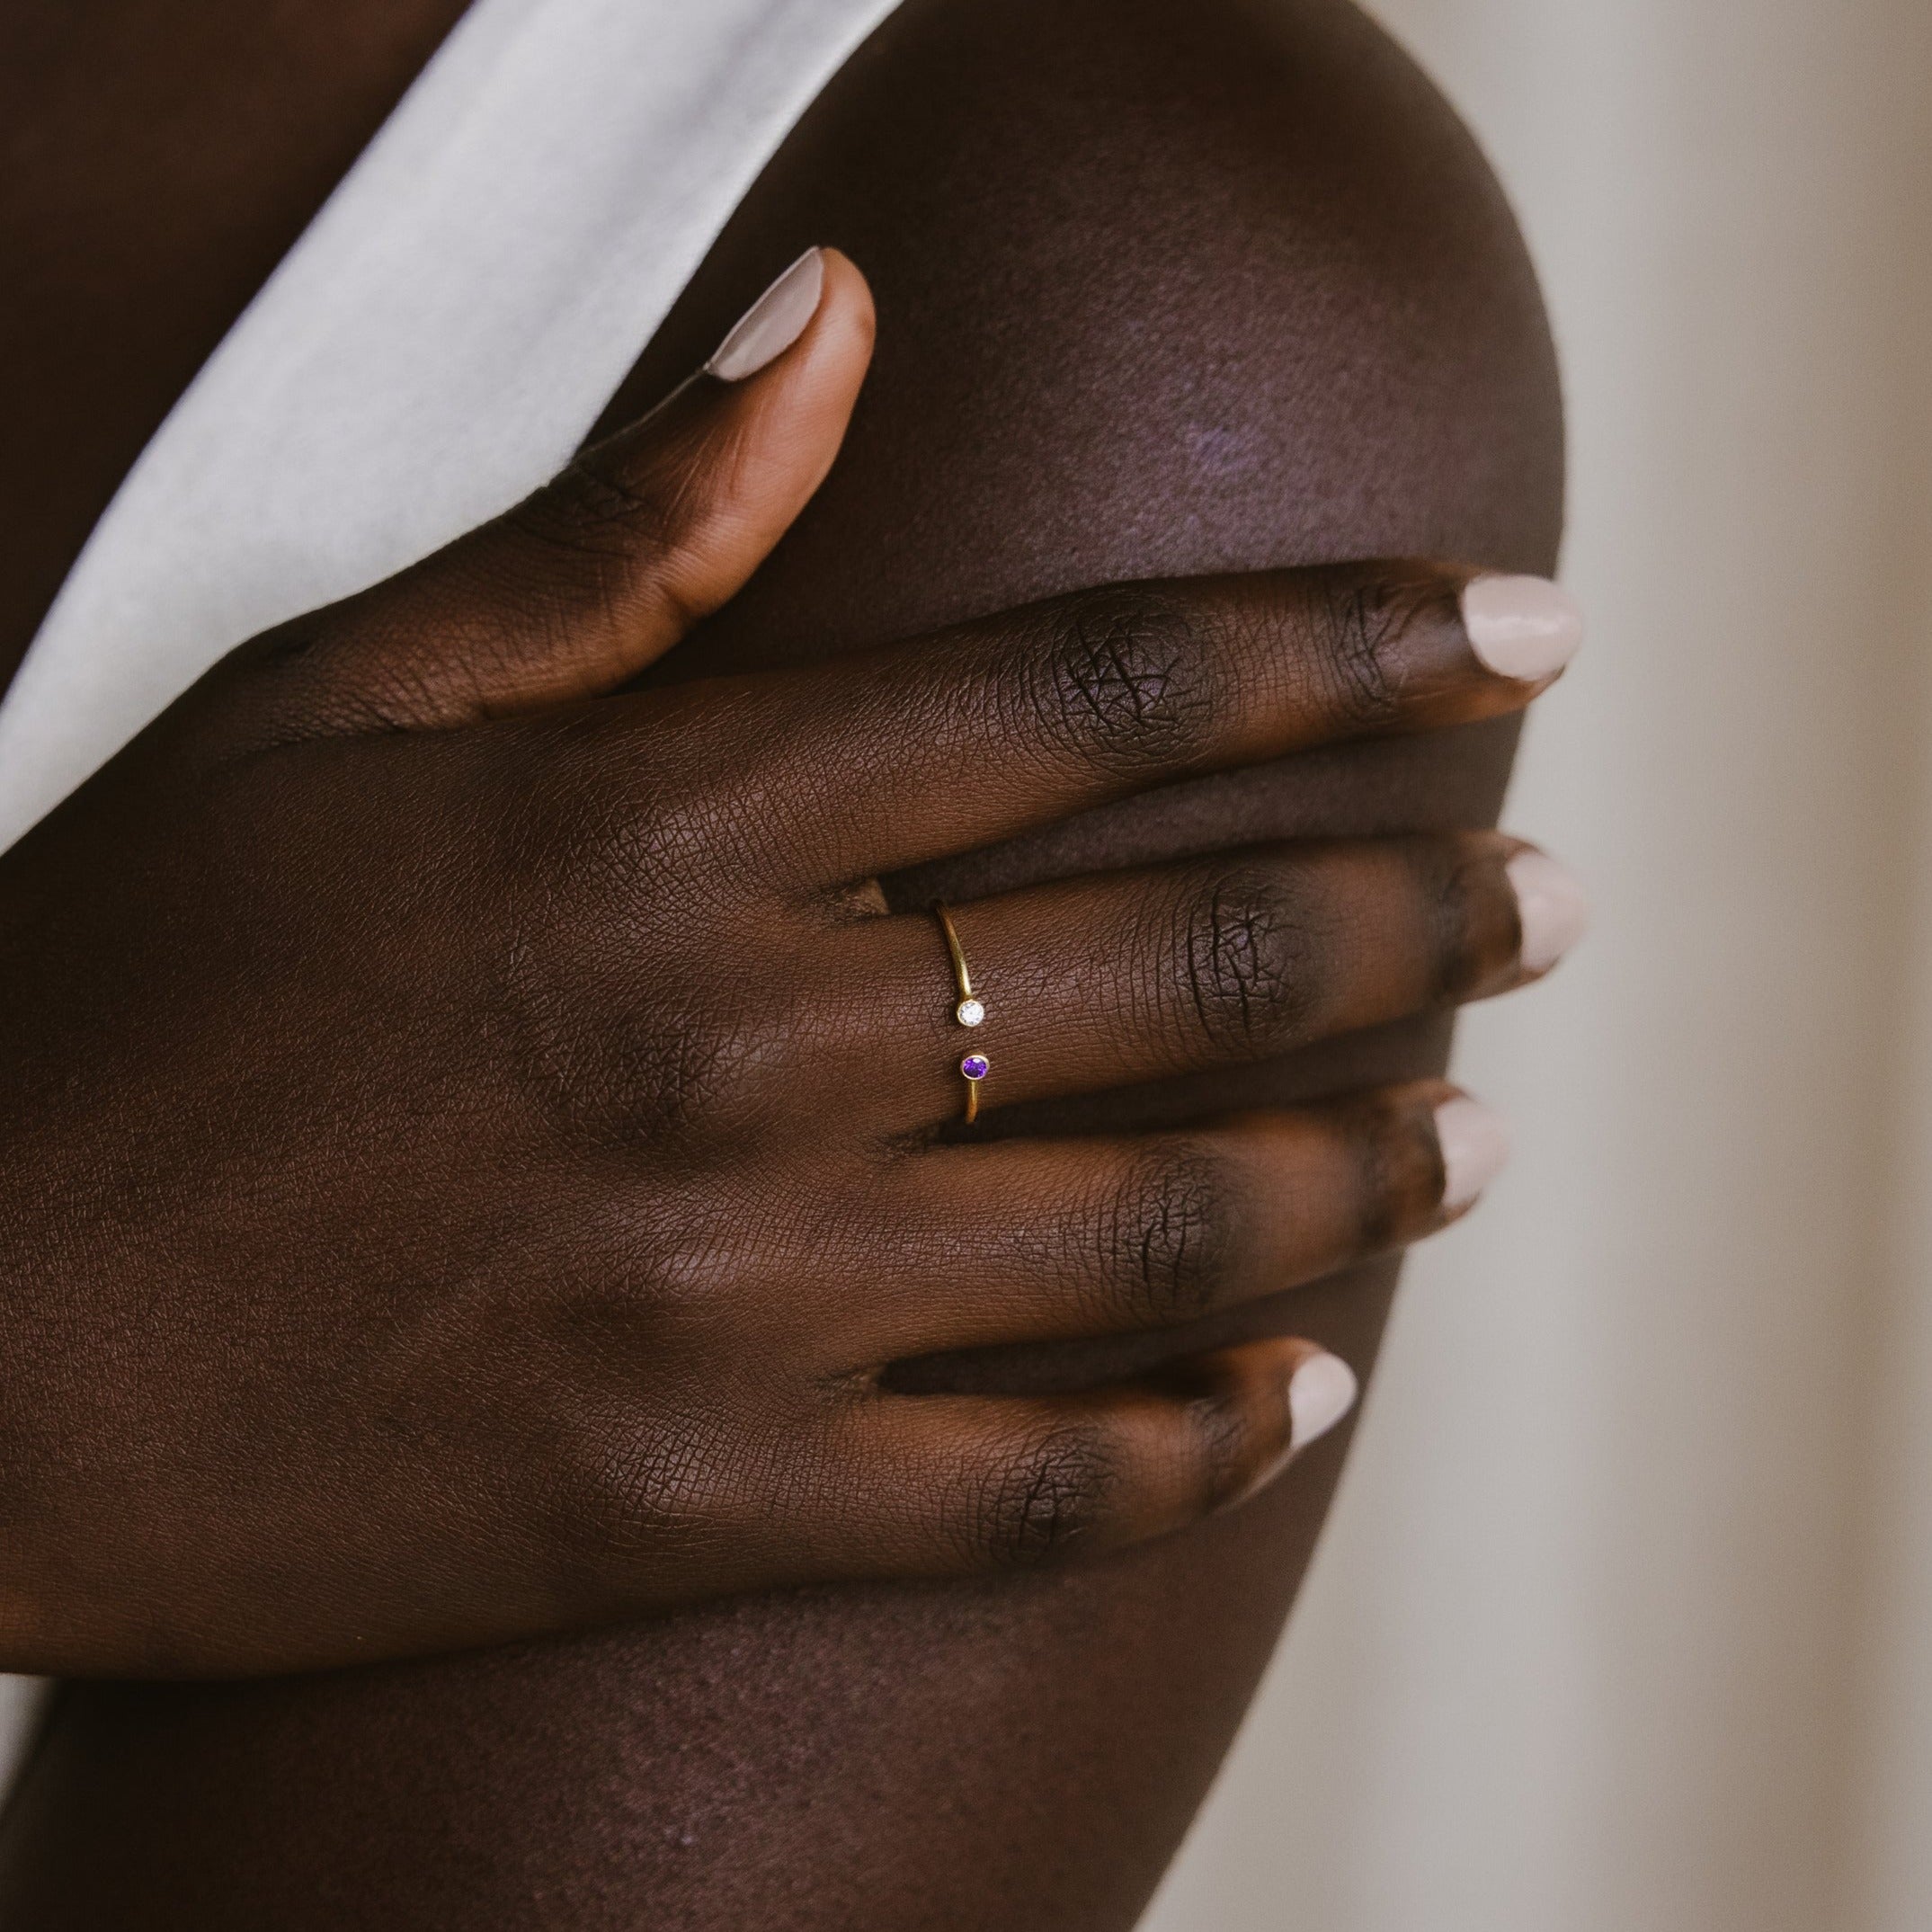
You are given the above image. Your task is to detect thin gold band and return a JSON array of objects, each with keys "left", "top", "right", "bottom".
[
  {"left": 935, "top": 901, "right": 974, "bottom": 1004},
  {"left": 933, "top": 901, "right": 988, "bottom": 1125}
]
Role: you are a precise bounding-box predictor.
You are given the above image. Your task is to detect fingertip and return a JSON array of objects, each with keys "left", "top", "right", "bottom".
[
  {"left": 705, "top": 248, "right": 829, "bottom": 382},
  {"left": 708, "top": 246, "right": 875, "bottom": 396},
  {"left": 638, "top": 251, "right": 876, "bottom": 630},
  {"left": 1505, "top": 844, "right": 1591, "bottom": 977},
  {"left": 780, "top": 249, "right": 877, "bottom": 438},
  {"left": 711, "top": 247, "right": 874, "bottom": 483},
  {"left": 815, "top": 247, "right": 877, "bottom": 355},
  {"left": 1432, "top": 1092, "right": 1513, "bottom": 1214},
  {"left": 1212, "top": 1339, "right": 1358, "bottom": 1513},
  {"left": 1287, "top": 1349, "right": 1358, "bottom": 1452},
  {"left": 1460, "top": 573, "right": 1585, "bottom": 684}
]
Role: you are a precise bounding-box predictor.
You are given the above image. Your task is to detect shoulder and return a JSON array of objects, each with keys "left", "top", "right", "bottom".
[{"left": 608, "top": 0, "right": 1563, "bottom": 653}]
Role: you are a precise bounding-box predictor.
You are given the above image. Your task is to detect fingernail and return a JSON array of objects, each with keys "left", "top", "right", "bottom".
[
  {"left": 1461, "top": 574, "right": 1584, "bottom": 681},
  {"left": 1507, "top": 847, "right": 1591, "bottom": 976},
  {"left": 705, "top": 248, "right": 828, "bottom": 382},
  {"left": 1288, "top": 1350, "right": 1358, "bottom": 1453},
  {"left": 1434, "top": 1094, "right": 1512, "bottom": 1213}
]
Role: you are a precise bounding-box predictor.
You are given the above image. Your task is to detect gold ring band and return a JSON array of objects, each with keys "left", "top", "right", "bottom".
[{"left": 933, "top": 902, "right": 989, "bottom": 1124}]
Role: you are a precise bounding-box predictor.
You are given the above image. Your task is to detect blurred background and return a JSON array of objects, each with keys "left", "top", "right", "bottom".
[{"left": 1147, "top": 1, "right": 1932, "bottom": 1928}]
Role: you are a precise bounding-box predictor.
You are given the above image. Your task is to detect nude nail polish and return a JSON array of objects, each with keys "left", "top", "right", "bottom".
[
  {"left": 1461, "top": 574, "right": 1584, "bottom": 681},
  {"left": 705, "top": 248, "right": 828, "bottom": 382},
  {"left": 1287, "top": 1351, "right": 1358, "bottom": 1453},
  {"left": 1434, "top": 1095, "right": 1512, "bottom": 1212},
  {"left": 1507, "top": 847, "right": 1591, "bottom": 976}
]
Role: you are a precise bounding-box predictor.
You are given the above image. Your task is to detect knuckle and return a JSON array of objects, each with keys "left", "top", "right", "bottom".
[
  {"left": 1401, "top": 835, "right": 1498, "bottom": 1005},
  {"left": 504, "top": 446, "right": 682, "bottom": 573},
  {"left": 1151, "top": 1357, "right": 1271, "bottom": 1511},
  {"left": 497, "top": 863, "right": 778, "bottom": 1150},
  {"left": 1189, "top": 1387, "right": 1270, "bottom": 1511},
  {"left": 552, "top": 777, "right": 716, "bottom": 922},
  {"left": 975, "top": 1428, "right": 1119, "bottom": 1568},
  {"left": 1343, "top": 1088, "right": 1448, "bottom": 1251},
  {"left": 1299, "top": 567, "right": 1440, "bottom": 733},
  {"left": 555, "top": 1414, "right": 734, "bottom": 1589},
  {"left": 1327, "top": 1093, "right": 1414, "bottom": 1253},
  {"left": 489, "top": 453, "right": 693, "bottom": 652},
  {"left": 1171, "top": 860, "right": 1328, "bottom": 1055},
  {"left": 1100, "top": 1142, "right": 1242, "bottom": 1327},
  {"left": 597, "top": 1004, "right": 775, "bottom": 1142},
  {"left": 1019, "top": 587, "right": 1224, "bottom": 773}
]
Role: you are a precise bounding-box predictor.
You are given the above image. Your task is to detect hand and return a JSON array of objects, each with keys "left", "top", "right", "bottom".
[{"left": 0, "top": 250, "right": 1583, "bottom": 1677}]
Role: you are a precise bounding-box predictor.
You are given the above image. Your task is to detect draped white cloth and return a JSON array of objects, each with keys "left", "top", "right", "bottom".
[{"left": 1148, "top": 2, "right": 1932, "bottom": 1928}]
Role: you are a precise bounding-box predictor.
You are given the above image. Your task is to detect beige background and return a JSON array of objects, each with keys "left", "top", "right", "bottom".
[{"left": 1146, "top": 1, "right": 1932, "bottom": 1928}]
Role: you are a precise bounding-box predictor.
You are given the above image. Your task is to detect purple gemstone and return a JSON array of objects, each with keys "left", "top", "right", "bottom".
[{"left": 960, "top": 1054, "right": 990, "bottom": 1082}]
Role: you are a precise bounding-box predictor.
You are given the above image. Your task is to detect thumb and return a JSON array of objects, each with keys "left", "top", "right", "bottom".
[{"left": 285, "top": 248, "right": 874, "bottom": 730}]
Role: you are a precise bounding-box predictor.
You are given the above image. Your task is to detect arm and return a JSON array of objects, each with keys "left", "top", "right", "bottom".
[{"left": 0, "top": 0, "right": 1563, "bottom": 1923}]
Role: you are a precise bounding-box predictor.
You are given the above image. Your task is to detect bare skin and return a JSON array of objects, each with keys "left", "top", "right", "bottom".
[{"left": 0, "top": 0, "right": 1566, "bottom": 1924}]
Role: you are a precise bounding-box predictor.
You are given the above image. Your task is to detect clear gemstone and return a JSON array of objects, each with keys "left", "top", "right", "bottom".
[
  {"left": 960, "top": 1055, "right": 990, "bottom": 1082},
  {"left": 956, "top": 998, "right": 985, "bottom": 1028}
]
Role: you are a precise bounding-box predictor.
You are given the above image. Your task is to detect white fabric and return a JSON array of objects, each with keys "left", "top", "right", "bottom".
[
  {"left": 0, "top": 0, "right": 898, "bottom": 1796},
  {"left": 1146, "top": 2, "right": 1932, "bottom": 1928}
]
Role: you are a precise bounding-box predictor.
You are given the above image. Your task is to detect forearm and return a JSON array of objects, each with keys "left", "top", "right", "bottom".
[{"left": 0, "top": 0, "right": 1561, "bottom": 1922}]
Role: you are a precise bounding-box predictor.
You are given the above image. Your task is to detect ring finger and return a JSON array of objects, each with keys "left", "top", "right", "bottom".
[{"left": 849, "top": 832, "right": 1585, "bottom": 1125}]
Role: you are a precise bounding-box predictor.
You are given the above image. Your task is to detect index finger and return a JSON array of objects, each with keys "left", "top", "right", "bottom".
[{"left": 651, "top": 561, "right": 1580, "bottom": 886}]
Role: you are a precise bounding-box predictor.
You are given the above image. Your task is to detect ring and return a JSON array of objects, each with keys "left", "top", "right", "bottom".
[{"left": 933, "top": 902, "right": 989, "bottom": 1124}]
